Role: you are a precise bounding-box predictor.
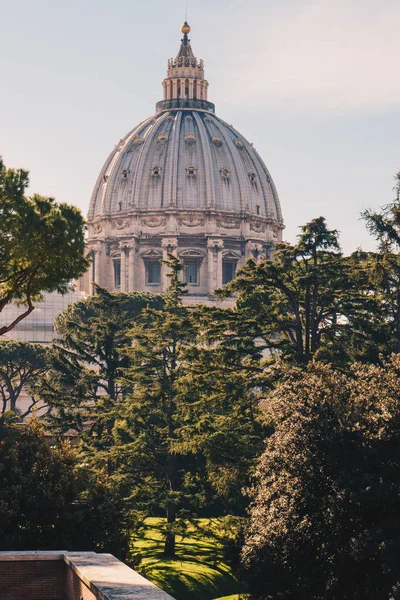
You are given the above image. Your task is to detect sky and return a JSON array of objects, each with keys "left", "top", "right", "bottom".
[{"left": 0, "top": 0, "right": 399, "bottom": 254}]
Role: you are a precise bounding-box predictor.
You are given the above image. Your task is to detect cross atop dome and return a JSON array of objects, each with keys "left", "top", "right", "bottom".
[{"left": 156, "top": 22, "right": 214, "bottom": 113}]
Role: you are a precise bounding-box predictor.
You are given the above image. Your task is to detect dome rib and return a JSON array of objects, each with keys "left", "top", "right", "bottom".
[{"left": 193, "top": 112, "right": 216, "bottom": 209}]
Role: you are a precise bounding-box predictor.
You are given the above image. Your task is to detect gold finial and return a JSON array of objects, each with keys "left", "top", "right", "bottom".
[{"left": 181, "top": 21, "right": 191, "bottom": 35}]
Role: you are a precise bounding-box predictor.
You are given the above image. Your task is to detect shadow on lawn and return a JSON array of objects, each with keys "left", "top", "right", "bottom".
[{"left": 132, "top": 519, "right": 242, "bottom": 600}]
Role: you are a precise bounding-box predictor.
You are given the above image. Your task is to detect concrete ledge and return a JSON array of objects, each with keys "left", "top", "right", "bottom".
[
  {"left": 0, "top": 551, "right": 176, "bottom": 600},
  {"left": 0, "top": 551, "right": 66, "bottom": 561},
  {"left": 64, "top": 552, "right": 175, "bottom": 600}
]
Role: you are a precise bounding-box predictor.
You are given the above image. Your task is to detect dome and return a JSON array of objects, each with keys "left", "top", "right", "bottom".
[
  {"left": 84, "top": 23, "right": 284, "bottom": 302},
  {"left": 88, "top": 110, "right": 282, "bottom": 221}
]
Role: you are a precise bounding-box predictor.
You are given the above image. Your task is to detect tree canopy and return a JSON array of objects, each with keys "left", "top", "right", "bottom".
[
  {"left": 0, "top": 412, "right": 128, "bottom": 556},
  {"left": 238, "top": 358, "right": 400, "bottom": 600},
  {"left": 219, "top": 217, "right": 382, "bottom": 365},
  {"left": 0, "top": 158, "right": 89, "bottom": 335},
  {"left": 0, "top": 340, "right": 47, "bottom": 418}
]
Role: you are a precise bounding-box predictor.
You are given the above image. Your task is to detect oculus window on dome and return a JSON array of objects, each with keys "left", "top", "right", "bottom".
[{"left": 249, "top": 172, "right": 257, "bottom": 183}]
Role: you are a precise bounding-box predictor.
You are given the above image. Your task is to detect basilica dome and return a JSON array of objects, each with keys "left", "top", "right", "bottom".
[
  {"left": 88, "top": 109, "right": 282, "bottom": 220},
  {"left": 84, "top": 23, "right": 284, "bottom": 301}
]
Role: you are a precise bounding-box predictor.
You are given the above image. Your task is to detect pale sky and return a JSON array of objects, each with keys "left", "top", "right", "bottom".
[{"left": 1, "top": 0, "right": 399, "bottom": 254}]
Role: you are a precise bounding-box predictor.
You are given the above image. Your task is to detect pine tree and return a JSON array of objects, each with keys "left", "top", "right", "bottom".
[{"left": 219, "top": 217, "right": 380, "bottom": 365}]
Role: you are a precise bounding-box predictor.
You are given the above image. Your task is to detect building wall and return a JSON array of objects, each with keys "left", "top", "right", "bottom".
[
  {"left": 65, "top": 566, "right": 97, "bottom": 600},
  {"left": 0, "top": 559, "right": 66, "bottom": 600}
]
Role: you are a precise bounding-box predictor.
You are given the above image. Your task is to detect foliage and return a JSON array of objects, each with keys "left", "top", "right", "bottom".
[
  {"left": 0, "top": 340, "right": 47, "bottom": 418},
  {"left": 362, "top": 172, "right": 400, "bottom": 352},
  {"left": 219, "top": 217, "right": 381, "bottom": 365},
  {"left": 175, "top": 304, "right": 268, "bottom": 515},
  {"left": 0, "top": 414, "right": 128, "bottom": 556},
  {"left": 40, "top": 287, "right": 164, "bottom": 437},
  {"left": 130, "top": 517, "right": 242, "bottom": 600},
  {"left": 110, "top": 256, "right": 201, "bottom": 557},
  {"left": 41, "top": 258, "right": 266, "bottom": 558},
  {"left": 237, "top": 358, "right": 400, "bottom": 600},
  {"left": 106, "top": 257, "right": 266, "bottom": 556},
  {"left": 0, "top": 157, "right": 89, "bottom": 336}
]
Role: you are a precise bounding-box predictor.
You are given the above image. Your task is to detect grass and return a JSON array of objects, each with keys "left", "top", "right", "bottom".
[{"left": 130, "top": 517, "right": 243, "bottom": 600}]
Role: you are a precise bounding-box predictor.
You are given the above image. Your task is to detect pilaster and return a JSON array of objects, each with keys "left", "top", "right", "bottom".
[{"left": 161, "top": 237, "right": 179, "bottom": 291}]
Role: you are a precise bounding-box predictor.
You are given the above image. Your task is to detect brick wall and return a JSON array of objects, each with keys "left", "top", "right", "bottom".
[
  {"left": 65, "top": 565, "right": 97, "bottom": 600},
  {"left": 0, "top": 559, "right": 66, "bottom": 600}
]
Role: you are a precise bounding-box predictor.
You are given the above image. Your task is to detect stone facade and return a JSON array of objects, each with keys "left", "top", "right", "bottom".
[{"left": 82, "top": 22, "right": 284, "bottom": 301}]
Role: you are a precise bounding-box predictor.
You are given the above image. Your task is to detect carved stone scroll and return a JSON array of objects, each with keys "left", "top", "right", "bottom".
[
  {"left": 178, "top": 216, "right": 205, "bottom": 227},
  {"left": 141, "top": 218, "right": 166, "bottom": 228},
  {"left": 250, "top": 221, "right": 265, "bottom": 233},
  {"left": 217, "top": 219, "right": 240, "bottom": 229},
  {"left": 113, "top": 219, "right": 130, "bottom": 230}
]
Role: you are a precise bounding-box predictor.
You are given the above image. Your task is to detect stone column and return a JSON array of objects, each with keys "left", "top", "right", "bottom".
[
  {"left": 119, "top": 242, "right": 128, "bottom": 292},
  {"left": 216, "top": 240, "right": 224, "bottom": 288},
  {"left": 128, "top": 240, "right": 135, "bottom": 291},
  {"left": 207, "top": 239, "right": 224, "bottom": 294},
  {"left": 246, "top": 241, "right": 263, "bottom": 263},
  {"left": 130, "top": 236, "right": 139, "bottom": 291},
  {"left": 92, "top": 242, "right": 103, "bottom": 294},
  {"left": 172, "top": 79, "right": 178, "bottom": 99},
  {"left": 189, "top": 80, "right": 194, "bottom": 99},
  {"left": 161, "top": 237, "right": 178, "bottom": 291}
]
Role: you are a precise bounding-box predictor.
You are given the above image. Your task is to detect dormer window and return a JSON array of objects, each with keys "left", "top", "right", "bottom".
[
  {"left": 212, "top": 135, "right": 222, "bottom": 147},
  {"left": 256, "top": 205, "right": 260, "bottom": 215},
  {"left": 221, "top": 168, "right": 231, "bottom": 180},
  {"left": 152, "top": 166, "right": 162, "bottom": 177},
  {"left": 121, "top": 169, "right": 130, "bottom": 179},
  {"left": 157, "top": 132, "right": 168, "bottom": 144},
  {"left": 184, "top": 133, "right": 196, "bottom": 144},
  {"left": 249, "top": 172, "right": 257, "bottom": 183},
  {"left": 103, "top": 174, "right": 109, "bottom": 182},
  {"left": 186, "top": 166, "right": 197, "bottom": 177}
]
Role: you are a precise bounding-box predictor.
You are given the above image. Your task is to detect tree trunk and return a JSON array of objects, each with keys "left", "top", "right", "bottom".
[
  {"left": 395, "top": 284, "right": 400, "bottom": 353},
  {"left": 164, "top": 503, "right": 176, "bottom": 557},
  {"left": 164, "top": 451, "right": 177, "bottom": 557}
]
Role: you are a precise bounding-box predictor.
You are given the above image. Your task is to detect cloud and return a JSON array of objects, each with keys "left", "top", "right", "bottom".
[{"left": 215, "top": 0, "right": 400, "bottom": 112}]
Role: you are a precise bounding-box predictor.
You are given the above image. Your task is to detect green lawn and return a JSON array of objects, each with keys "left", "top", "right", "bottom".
[{"left": 130, "top": 517, "right": 243, "bottom": 600}]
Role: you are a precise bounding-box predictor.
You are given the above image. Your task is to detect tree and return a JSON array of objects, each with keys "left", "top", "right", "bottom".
[
  {"left": 0, "top": 412, "right": 128, "bottom": 556},
  {"left": 41, "top": 260, "right": 268, "bottom": 558},
  {"left": 112, "top": 256, "right": 199, "bottom": 557},
  {"left": 40, "top": 287, "right": 164, "bottom": 438},
  {"left": 219, "top": 217, "right": 380, "bottom": 366},
  {"left": 0, "top": 340, "right": 47, "bottom": 419},
  {"left": 237, "top": 358, "right": 400, "bottom": 599},
  {"left": 0, "top": 158, "right": 89, "bottom": 336},
  {"left": 363, "top": 172, "right": 400, "bottom": 352}
]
